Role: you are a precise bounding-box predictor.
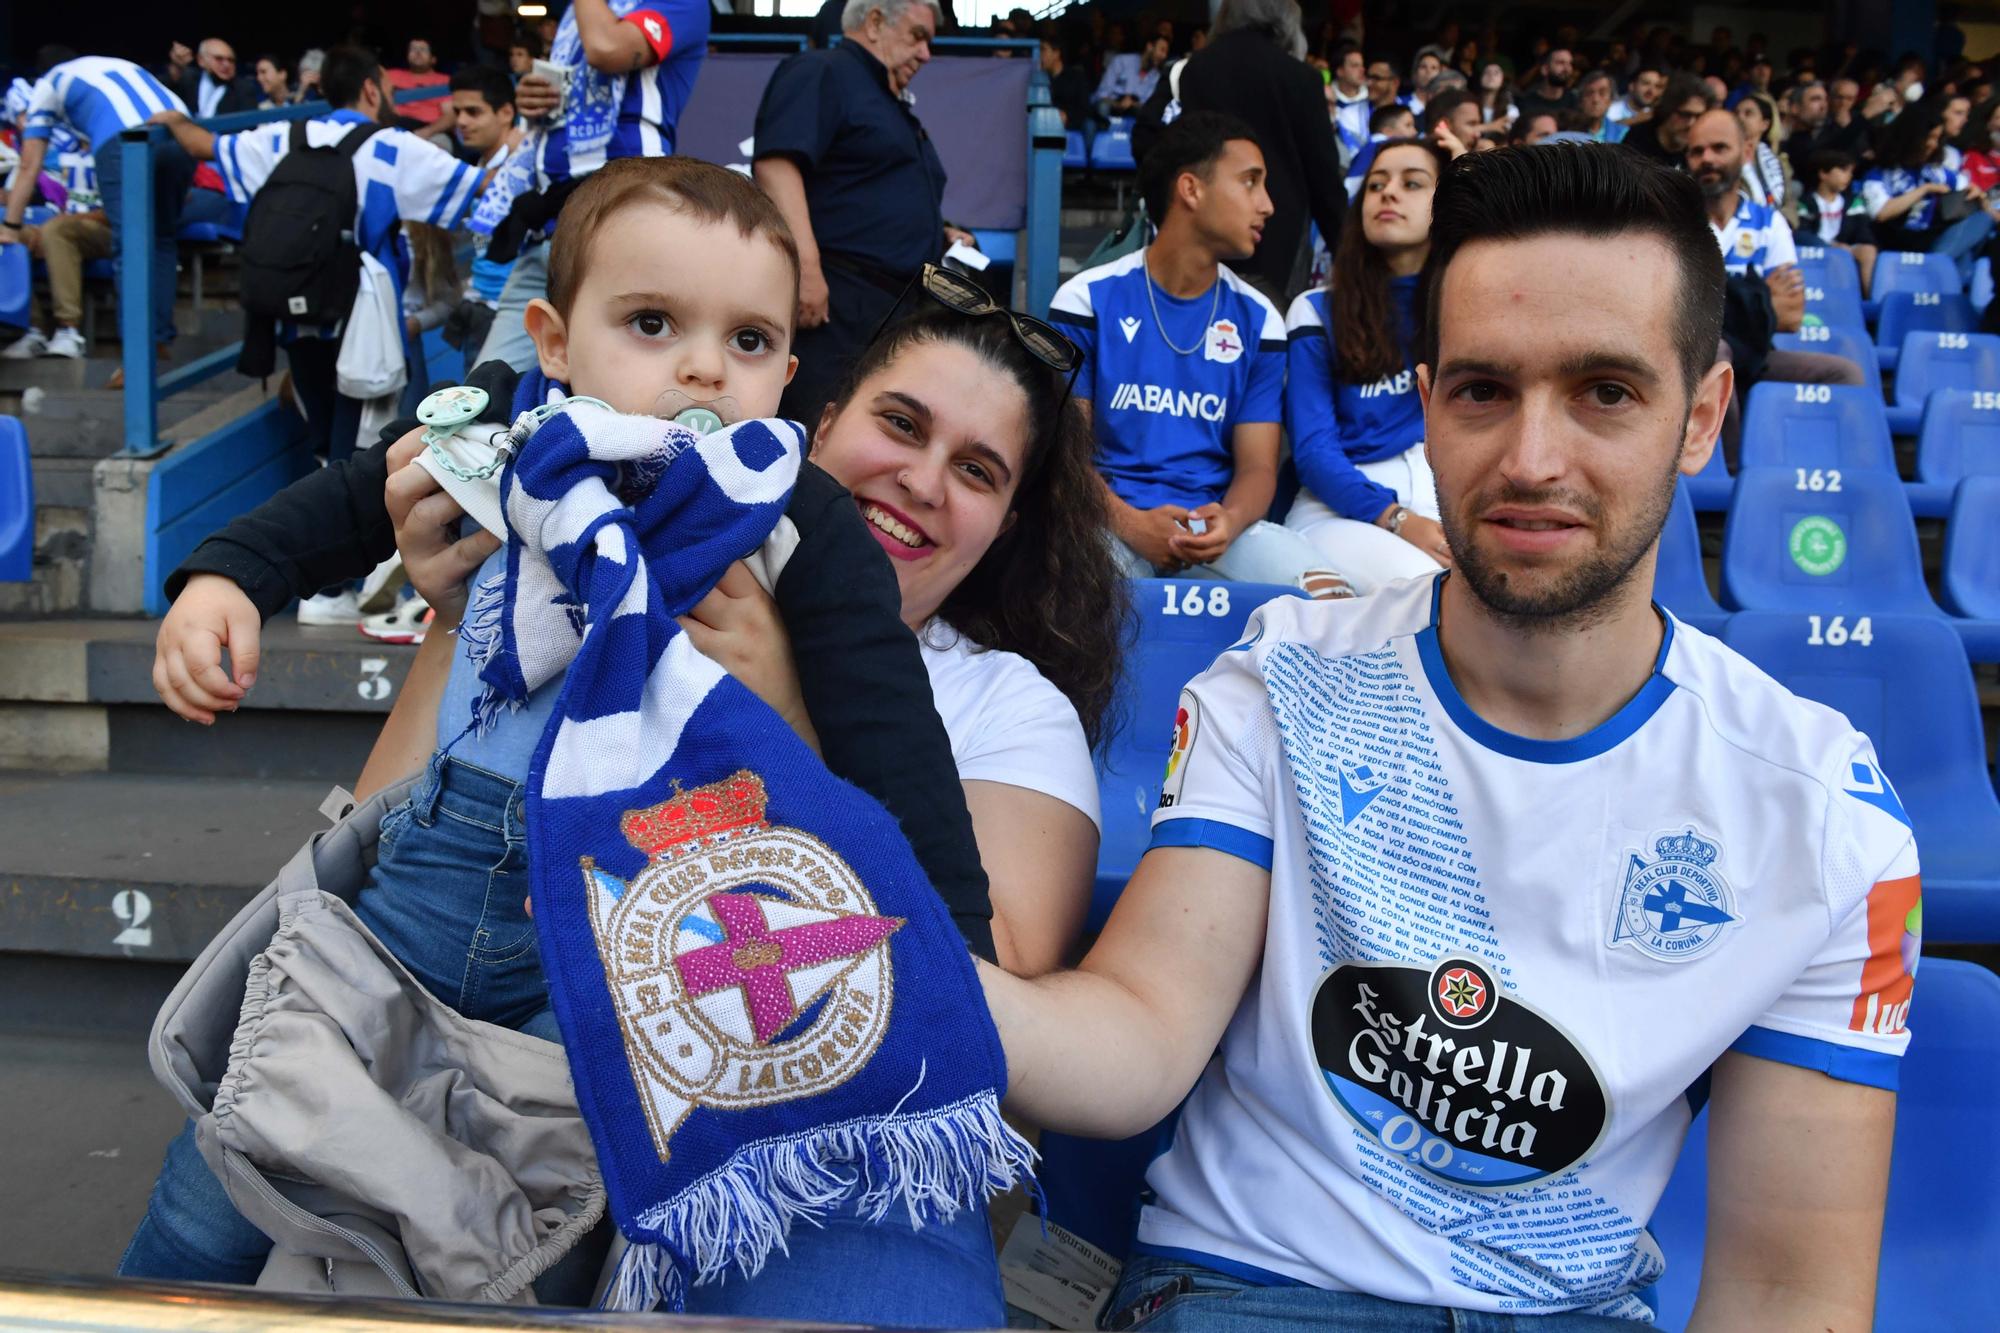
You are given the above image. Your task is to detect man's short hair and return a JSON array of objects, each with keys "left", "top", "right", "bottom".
[
  {"left": 841, "top": 0, "right": 942, "bottom": 33},
  {"left": 1422, "top": 145, "right": 1724, "bottom": 402},
  {"left": 1423, "top": 88, "right": 1476, "bottom": 135},
  {"left": 1577, "top": 69, "right": 1615, "bottom": 93},
  {"left": 1660, "top": 71, "right": 1714, "bottom": 116},
  {"left": 1370, "top": 102, "right": 1415, "bottom": 134},
  {"left": 449, "top": 65, "right": 515, "bottom": 114},
  {"left": 546, "top": 156, "right": 801, "bottom": 322},
  {"left": 1138, "top": 109, "right": 1261, "bottom": 226},
  {"left": 320, "top": 45, "right": 384, "bottom": 110}
]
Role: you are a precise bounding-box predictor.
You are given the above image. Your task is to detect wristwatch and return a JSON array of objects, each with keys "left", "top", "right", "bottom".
[{"left": 1384, "top": 504, "right": 1411, "bottom": 536}]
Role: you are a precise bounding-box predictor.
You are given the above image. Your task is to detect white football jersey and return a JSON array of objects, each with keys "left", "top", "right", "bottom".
[{"left": 1141, "top": 574, "right": 1921, "bottom": 1318}]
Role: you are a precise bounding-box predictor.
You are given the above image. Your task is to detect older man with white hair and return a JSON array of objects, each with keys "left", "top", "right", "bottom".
[
  {"left": 177, "top": 36, "right": 255, "bottom": 117},
  {"left": 755, "top": 0, "right": 968, "bottom": 422}
]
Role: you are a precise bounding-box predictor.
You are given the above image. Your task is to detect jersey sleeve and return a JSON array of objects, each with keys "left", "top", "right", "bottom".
[
  {"left": 1237, "top": 296, "right": 1286, "bottom": 424},
  {"left": 1048, "top": 271, "right": 1098, "bottom": 405},
  {"left": 1729, "top": 737, "right": 1922, "bottom": 1090},
  {"left": 22, "top": 77, "right": 61, "bottom": 142},
  {"left": 753, "top": 54, "right": 837, "bottom": 170},
  {"left": 950, "top": 662, "right": 1100, "bottom": 829},
  {"left": 213, "top": 123, "right": 290, "bottom": 203},
  {"left": 1762, "top": 218, "right": 1798, "bottom": 269},
  {"left": 1285, "top": 292, "right": 1397, "bottom": 522},
  {"left": 623, "top": 0, "right": 690, "bottom": 63},
  {"left": 385, "top": 130, "right": 483, "bottom": 228},
  {"left": 1148, "top": 601, "right": 1285, "bottom": 870}
]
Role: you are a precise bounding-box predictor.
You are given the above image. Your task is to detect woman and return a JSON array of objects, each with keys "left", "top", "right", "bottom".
[
  {"left": 1281, "top": 140, "right": 1453, "bottom": 594},
  {"left": 1734, "top": 92, "right": 1792, "bottom": 216},
  {"left": 1474, "top": 59, "right": 1517, "bottom": 135},
  {"left": 1862, "top": 102, "right": 1998, "bottom": 282}
]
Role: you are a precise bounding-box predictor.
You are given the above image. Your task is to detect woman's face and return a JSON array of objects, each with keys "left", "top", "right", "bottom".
[
  {"left": 1480, "top": 62, "right": 1505, "bottom": 91},
  {"left": 812, "top": 340, "right": 1032, "bottom": 628},
  {"left": 1414, "top": 53, "right": 1442, "bottom": 86},
  {"left": 1926, "top": 124, "right": 1944, "bottom": 158},
  {"left": 1360, "top": 145, "right": 1438, "bottom": 251},
  {"left": 1986, "top": 103, "right": 2000, "bottom": 142},
  {"left": 1736, "top": 99, "right": 1769, "bottom": 140}
]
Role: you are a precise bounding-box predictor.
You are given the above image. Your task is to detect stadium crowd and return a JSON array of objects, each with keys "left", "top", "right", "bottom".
[{"left": 0, "top": 1, "right": 1965, "bottom": 1328}]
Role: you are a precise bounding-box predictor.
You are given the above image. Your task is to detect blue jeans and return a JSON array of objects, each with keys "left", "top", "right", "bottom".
[
  {"left": 1104, "top": 1254, "right": 1643, "bottom": 1332},
  {"left": 682, "top": 1196, "right": 1004, "bottom": 1328},
  {"left": 121, "top": 754, "right": 555, "bottom": 1282},
  {"left": 1112, "top": 520, "right": 1341, "bottom": 590},
  {"left": 1927, "top": 208, "right": 1996, "bottom": 286},
  {"left": 94, "top": 137, "right": 192, "bottom": 348}
]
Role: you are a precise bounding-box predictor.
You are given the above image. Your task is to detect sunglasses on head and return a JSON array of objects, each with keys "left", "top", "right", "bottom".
[{"left": 873, "top": 262, "right": 1083, "bottom": 377}]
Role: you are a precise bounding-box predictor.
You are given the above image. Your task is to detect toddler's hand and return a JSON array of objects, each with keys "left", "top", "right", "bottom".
[{"left": 153, "top": 574, "right": 261, "bottom": 724}]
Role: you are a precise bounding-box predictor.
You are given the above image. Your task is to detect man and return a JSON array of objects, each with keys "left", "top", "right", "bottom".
[
  {"left": 0, "top": 48, "right": 192, "bottom": 364},
  {"left": 1422, "top": 88, "right": 1481, "bottom": 159},
  {"left": 1822, "top": 77, "right": 1870, "bottom": 157},
  {"left": 152, "top": 46, "right": 483, "bottom": 540},
  {"left": 0, "top": 83, "right": 107, "bottom": 362},
  {"left": 1509, "top": 110, "right": 1560, "bottom": 146},
  {"left": 1728, "top": 53, "right": 1773, "bottom": 108},
  {"left": 1609, "top": 65, "right": 1664, "bottom": 122},
  {"left": 1514, "top": 46, "right": 1577, "bottom": 121},
  {"left": 1330, "top": 44, "right": 1370, "bottom": 166},
  {"left": 755, "top": 0, "right": 958, "bottom": 422},
  {"left": 507, "top": 38, "right": 537, "bottom": 82},
  {"left": 1040, "top": 35, "right": 1091, "bottom": 130},
  {"left": 1094, "top": 31, "right": 1167, "bottom": 120},
  {"left": 1343, "top": 102, "right": 1416, "bottom": 200},
  {"left": 448, "top": 66, "right": 528, "bottom": 373},
  {"left": 1782, "top": 80, "right": 1829, "bottom": 175},
  {"left": 1620, "top": 71, "right": 1710, "bottom": 166},
  {"left": 178, "top": 38, "right": 256, "bottom": 118},
  {"left": 252, "top": 55, "right": 292, "bottom": 109},
  {"left": 1363, "top": 57, "right": 1401, "bottom": 113},
  {"left": 1050, "top": 113, "right": 1346, "bottom": 599},
  {"left": 386, "top": 37, "right": 450, "bottom": 126},
  {"left": 983, "top": 142, "right": 1917, "bottom": 1331},
  {"left": 474, "top": 0, "right": 709, "bottom": 370},
  {"left": 1573, "top": 69, "right": 1626, "bottom": 143}
]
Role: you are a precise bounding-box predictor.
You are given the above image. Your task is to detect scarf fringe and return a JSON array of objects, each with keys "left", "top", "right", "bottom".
[
  {"left": 598, "top": 1089, "right": 1035, "bottom": 1311},
  {"left": 457, "top": 571, "right": 522, "bottom": 738}
]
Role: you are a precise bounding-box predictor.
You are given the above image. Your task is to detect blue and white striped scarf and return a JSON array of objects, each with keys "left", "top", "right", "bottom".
[{"left": 481, "top": 371, "right": 1032, "bottom": 1310}]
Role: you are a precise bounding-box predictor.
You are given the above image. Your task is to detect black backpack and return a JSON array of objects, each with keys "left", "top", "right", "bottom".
[{"left": 237, "top": 119, "right": 387, "bottom": 328}]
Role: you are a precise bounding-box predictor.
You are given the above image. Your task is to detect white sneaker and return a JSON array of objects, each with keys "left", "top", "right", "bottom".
[
  {"left": 43, "top": 327, "right": 86, "bottom": 359},
  {"left": 297, "top": 589, "right": 364, "bottom": 626},
  {"left": 1, "top": 331, "right": 47, "bottom": 360},
  {"left": 357, "top": 553, "right": 406, "bottom": 614},
  {"left": 358, "top": 590, "right": 432, "bottom": 645}
]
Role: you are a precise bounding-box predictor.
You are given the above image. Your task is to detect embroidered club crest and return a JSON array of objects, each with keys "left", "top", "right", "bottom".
[
  {"left": 1203, "top": 318, "right": 1244, "bottom": 364},
  {"left": 582, "top": 772, "right": 903, "bottom": 1161},
  {"left": 1609, "top": 828, "right": 1738, "bottom": 962}
]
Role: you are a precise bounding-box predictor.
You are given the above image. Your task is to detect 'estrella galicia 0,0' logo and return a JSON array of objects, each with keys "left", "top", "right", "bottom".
[
  {"left": 1609, "top": 828, "right": 1738, "bottom": 963},
  {"left": 1312, "top": 957, "right": 1608, "bottom": 1189}
]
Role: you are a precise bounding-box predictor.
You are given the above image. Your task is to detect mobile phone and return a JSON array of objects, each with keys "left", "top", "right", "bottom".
[{"left": 1181, "top": 515, "right": 1208, "bottom": 536}]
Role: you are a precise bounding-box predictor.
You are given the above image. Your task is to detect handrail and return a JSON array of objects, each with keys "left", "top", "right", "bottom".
[{"left": 710, "top": 32, "right": 810, "bottom": 50}]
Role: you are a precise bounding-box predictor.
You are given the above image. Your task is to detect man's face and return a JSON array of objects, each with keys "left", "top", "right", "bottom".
[
  {"left": 1658, "top": 96, "right": 1709, "bottom": 152},
  {"left": 1797, "top": 83, "right": 1827, "bottom": 127},
  {"left": 1633, "top": 70, "right": 1666, "bottom": 107},
  {"left": 509, "top": 45, "right": 533, "bottom": 76},
  {"left": 1442, "top": 100, "right": 1482, "bottom": 146},
  {"left": 1832, "top": 80, "right": 1858, "bottom": 117},
  {"left": 408, "top": 40, "right": 435, "bottom": 73},
  {"left": 1545, "top": 49, "right": 1573, "bottom": 86},
  {"left": 1379, "top": 109, "right": 1416, "bottom": 139},
  {"left": 452, "top": 91, "right": 508, "bottom": 153},
  {"left": 1579, "top": 77, "right": 1611, "bottom": 118},
  {"left": 1040, "top": 41, "right": 1059, "bottom": 74},
  {"left": 1189, "top": 138, "right": 1274, "bottom": 260},
  {"left": 1522, "top": 113, "right": 1559, "bottom": 144},
  {"left": 1367, "top": 60, "right": 1399, "bottom": 106},
  {"left": 255, "top": 60, "right": 287, "bottom": 98},
  {"left": 1339, "top": 50, "right": 1365, "bottom": 89},
  {"left": 867, "top": 4, "right": 935, "bottom": 94},
  {"left": 1420, "top": 234, "right": 1720, "bottom": 626},
  {"left": 1414, "top": 53, "right": 1442, "bottom": 87},
  {"left": 1143, "top": 36, "right": 1169, "bottom": 70},
  {"left": 1686, "top": 111, "right": 1746, "bottom": 198},
  {"left": 199, "top": 41, "right": 237, "bottom": 81},
  {"left": 1749, "top": 60, "right": 1771, "bottom": 89},
  {"left": 1944, "top": 96, "right": 1971, "bottom": 138}
]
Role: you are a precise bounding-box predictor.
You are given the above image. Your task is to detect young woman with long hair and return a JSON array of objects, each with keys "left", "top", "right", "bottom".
[
  {"left": 1863, "top": 100, "right": 1999, "bottom": 281},
  {"left": 1734, "top": 92, "right": 1791, "bottom": 214},
  {"left": 1280, "top": 139, "right": 1453, "bottom": 593}
]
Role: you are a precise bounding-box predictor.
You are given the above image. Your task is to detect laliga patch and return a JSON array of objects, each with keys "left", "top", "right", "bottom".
[
  {"left": 1609, "top": 828, "right": 1738, "bottom": 962},
  {"left": 1203, "top": 318, "right": 1244, "bottom": 364},
  {"left": 1158, "top": 690, "right": 1199, "bottom": 809},
  {"left": 1313, "top": 957, "right": 1608, "bottom": 1188}
]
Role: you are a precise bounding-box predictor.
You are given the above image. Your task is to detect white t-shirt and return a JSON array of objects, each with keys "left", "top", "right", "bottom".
[
  {"left": 920, "top": 625, "right": 1100, "bottom": 830},
  {"left": 1139, "top": 575, "right": 1921, "bottom": 1317}
]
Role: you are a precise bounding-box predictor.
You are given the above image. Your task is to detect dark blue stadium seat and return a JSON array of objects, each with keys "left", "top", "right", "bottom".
[
  {"left": 1655, "top": 481, "right": 1724, "bottom": 632},
  {"left": 1885, "top": 330, "right": 2000, "bottom": 435},
  {"left": 1874, "top": 291, "right": 1977, "bottom": 372},
  {"left": 1091, "top": 579, "right": 1306, "bottom": 931},
  {"left": 0, "top": 416, "right": 32, "bottom": 582},
  {"left": 1941, "top": 476, "right": 2000, "bottom": 659},
  {"left": 1722, "top": 613, "right": 2000, "bottom": 939},
  {"left": 1793, "top": 243, "right": 1863, "bottom": 299},
  {"left": 1721, "top": 468, "right": 1935, "bottom": 616},
  {"left": 1090, "top": 118, "right": 1137, "bottom": 171},
  {"left": 1799, "top": 279, "right": 1867, "bottom": 334},
  {"left": 1645, "top": 958, "right": 2000, "bottom": 1330},
  {"left": 1914, "top": 388, "right": 2000, "bottom": 493},
  {"left": 1740, "top": 382, "right": 1896, "bottom": 475},
  {"left": 1062, "top": 129, "right": 1087, "bottom": 170},
  {"left": 0, "top": 243, "right": 27, "bottom": 329},
  {"left": 1774, "top": 326, "right": 1881, "bottom": 397},
  {"left": 1870, "top": 248, "right": 1963, "bottom": 302},
  {"left": 1038, "top": 1115, "right": 1181, "bottom": 1263},
  {"left": 1682, "top": 434, "right": 1732, "bottom": 511},
  {"left": 1974, "top": 255, "right": 1995, "bottom": 313}
]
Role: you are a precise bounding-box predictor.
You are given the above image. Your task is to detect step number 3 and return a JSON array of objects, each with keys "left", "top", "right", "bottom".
[
  {"left": 357, "top": 657, "right": 393, "bottom": 702},
  {"left": 1807, "top": 614, "right": 1872, "bottom": 646},
  {"left": 1163, "top": 585, "right": 1231, "bottom": 617},
  {"left": 112, "top": 889, "right": 153, "bottom": 949}
]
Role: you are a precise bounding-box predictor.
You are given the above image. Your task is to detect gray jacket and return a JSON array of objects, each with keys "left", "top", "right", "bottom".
[{"left": 147, "top": 776, "right": 605, "bottom": 1301}]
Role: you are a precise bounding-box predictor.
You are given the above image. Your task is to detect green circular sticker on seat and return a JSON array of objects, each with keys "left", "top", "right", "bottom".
[{"left": 1788, "top": 515, "right": 1847, "bottom": 575}]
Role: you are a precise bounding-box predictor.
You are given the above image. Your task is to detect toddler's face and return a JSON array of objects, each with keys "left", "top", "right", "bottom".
[{"left": 530, "top": 202, "right": 797, "bottom": 421}]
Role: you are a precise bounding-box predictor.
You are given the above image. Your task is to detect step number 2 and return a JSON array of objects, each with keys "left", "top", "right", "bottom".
[
  {"left": 112, "top": 889, "right": 153, "bottom": 949},
  {"left": 1163, "top": 585, "right": 1231, "bottom": 617},
  {"left": 1807, "top": 614, "right": 1872, "bottom": 646}
]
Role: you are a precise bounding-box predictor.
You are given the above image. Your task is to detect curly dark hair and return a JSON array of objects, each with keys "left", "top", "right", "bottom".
[
  {"left": 1329, "top": 138, "right": 1444, "bottom": 386},
  {"left": 821, "top": 307, "right": 1130, "bottom": 751}
]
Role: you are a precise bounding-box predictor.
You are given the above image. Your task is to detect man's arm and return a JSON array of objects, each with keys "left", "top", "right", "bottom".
[
  {"left": 149, "top": 109, "right": 217, "bottom": 162},
  {"left": 0, "top": 137, "right": 50, "bottom": 233},
  {"left": 753, "top": 156, "right": 829, "bottom": 328},
  {"left": 1171, "top": 421, "right": 1280, "bottom": 566},
  {"left": 574, "top": 0, "right": 666, "bottom": 74},
  {"left": 980, "top": 844, "right": 1268, "bottom": 1136},
  {"left": 1688, "top": 1051, "right": 1894, "bottom": 1331}
]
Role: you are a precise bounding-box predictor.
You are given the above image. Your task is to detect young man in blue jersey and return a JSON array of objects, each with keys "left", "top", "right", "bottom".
[
  {"left": 1050, "top": 112, "right": 1350, "bottom": 599},
  {"left": 982, "top": 145, "right": 1917, "bottom": 1329}
]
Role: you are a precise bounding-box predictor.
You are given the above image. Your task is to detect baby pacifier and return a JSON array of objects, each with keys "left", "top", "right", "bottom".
[{"left": 653, "top": 388, "right": 739, "bottom": 437}]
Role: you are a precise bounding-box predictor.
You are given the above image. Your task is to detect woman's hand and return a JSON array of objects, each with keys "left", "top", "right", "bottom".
[
  {"left": 677, "top": 562, "right": 820, "bottom": 752},
  {"left": 383, "top": 427, "right": 502, "bottom": 619},
  {"left": 1394, "top": 512, "right": 1454, "bottom": 566}
]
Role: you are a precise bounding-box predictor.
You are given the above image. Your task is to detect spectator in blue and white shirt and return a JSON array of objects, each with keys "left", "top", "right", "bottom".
[
  {"left": 446, "top": 66, "right": 530, "bottom": 375},
  {"left": 1342, "top": 103, "right": 1416, "bottom": 200},
  {"left": 1093, "top": 32, "right": 1167, "bottom": 122},
  {"left": 1862, "top": 100, "right": 1997, "bottom": 284},
  {"left": 1051, "top": 112, "right": 1350, "bottom": 598},
  {"left": 476, "top": 0, "right": 710, "bottom": 370},
  {"left": 1329, "top": 44, "right": 1370, "bottom": 166},
  {"left": 1, "top": 47, "right": 192, "bottom": 354}
]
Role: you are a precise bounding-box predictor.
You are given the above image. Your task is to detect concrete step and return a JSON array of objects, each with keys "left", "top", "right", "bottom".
[
  {"left": 0, "top": 769, "right": 333, "bottom": 961},
  {"left": 15, "top": 378, "right": 263, "bottom": 458},
  {"left": 28, "top": 456, "right": 96, "bottom": 511}
]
